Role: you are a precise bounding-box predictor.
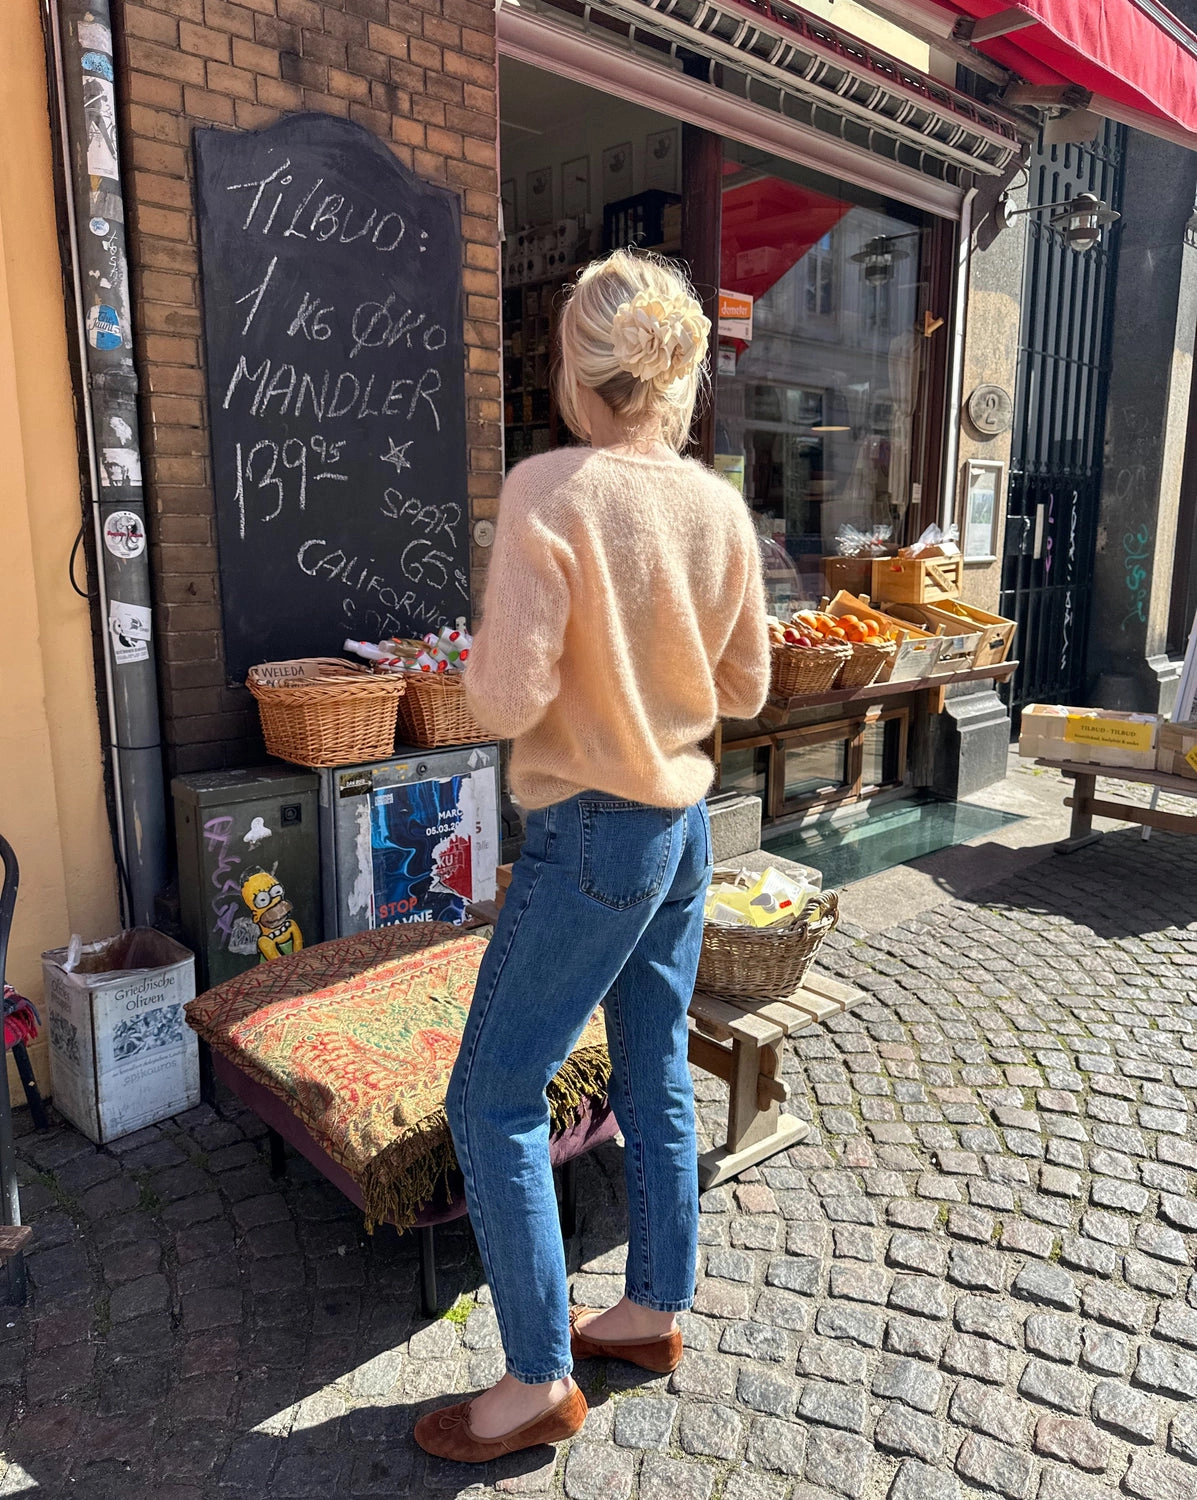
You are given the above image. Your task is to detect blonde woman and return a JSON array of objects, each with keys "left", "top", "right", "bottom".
[{"left": 415, "top": 250, "right": 770, "bottom": 1462}]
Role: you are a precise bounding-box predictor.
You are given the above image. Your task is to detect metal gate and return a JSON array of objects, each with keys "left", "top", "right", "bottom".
[{"left": 1000, "top": 120, "right": 1125, "bottom": 721}]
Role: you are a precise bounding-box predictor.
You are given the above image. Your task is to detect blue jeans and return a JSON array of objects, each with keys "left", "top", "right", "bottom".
[{"left": 446, "top": 793, "right": 711, "bottom": 1383}]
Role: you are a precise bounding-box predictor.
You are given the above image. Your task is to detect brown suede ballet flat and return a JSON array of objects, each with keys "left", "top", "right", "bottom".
[
  {"left": 569, "top": 1306, "right": 684, "bottom": 1374},
  {"left": 413, "top": 1381, "right": 588, "bottom": 1462}
]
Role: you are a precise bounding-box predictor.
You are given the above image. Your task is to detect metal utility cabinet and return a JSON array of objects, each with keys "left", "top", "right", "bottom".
[
  {"left": 173, "top": 767, "right": 322, "bottom": 991},
  {"left": 319, "top": 743, "right": 501, "bottom": 937}
]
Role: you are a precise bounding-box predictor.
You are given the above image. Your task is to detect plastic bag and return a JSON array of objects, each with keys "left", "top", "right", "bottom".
[
  {"left": 835, "top": 523, "right": 893, "bottom": 558},
  {"left": 902, "top": 523, "right": 960, "bottom": 559}
]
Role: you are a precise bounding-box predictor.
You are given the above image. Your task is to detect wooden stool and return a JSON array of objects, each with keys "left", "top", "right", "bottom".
[{"left": 689, "top": 971, "right": 863, "bottom": 1187}]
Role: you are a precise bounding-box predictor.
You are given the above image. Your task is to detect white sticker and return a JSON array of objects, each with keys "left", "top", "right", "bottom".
[
  {"left": 243, "top": 817, "right": 273, "bottom": 847},
  {"left": 103, "top": 510, "right": 146, "bottom": 559},
  {"left": 109, "top": 415, "right": 133, "bottom": 443},
  {"left": 78, "top": 20, "right": 112, "bottom": 51},
  {"left": 89, "top": 216, "right": 110, "bottom": 237},
  {"left": 100, "top": 447, "right": 141, "bottom": 486},
  {"left": 108, "top": 599, "right": 151, "bottom": 665},
  {"left": 83, "top": 75, "right": 119, "bottom": 180}
]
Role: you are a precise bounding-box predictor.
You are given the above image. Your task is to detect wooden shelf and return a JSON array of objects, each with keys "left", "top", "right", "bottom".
[
  {"left": 761, "top": 659, "right": 1018, "bottom": 719},
  {"left": 1036, "top": 757, "right": 1197, "bottom": 795}
]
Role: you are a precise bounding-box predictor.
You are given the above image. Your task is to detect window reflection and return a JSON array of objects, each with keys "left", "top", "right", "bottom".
[{"left": 716, "top": 145, "right": 927, "bottom": 615}]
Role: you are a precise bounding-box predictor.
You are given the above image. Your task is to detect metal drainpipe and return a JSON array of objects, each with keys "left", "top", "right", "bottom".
[
  {"left": 940, "top": 185, "right": 977, "bottom": 534},
  {"left": 47, "top": 0, "right": 167, "bottom": 926}
]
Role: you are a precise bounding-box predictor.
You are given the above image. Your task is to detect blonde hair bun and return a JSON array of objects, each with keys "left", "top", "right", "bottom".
[
  {"left": 611, "top": 290, "right": 711, "bottom": 387},
  {"left": 554, "top": 249, "right": 711, "bottom": 452}
]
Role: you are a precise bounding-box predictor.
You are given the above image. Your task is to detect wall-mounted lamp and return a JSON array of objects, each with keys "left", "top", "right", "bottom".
[
  {"left": 998, "top": 190, "right": 1120, "bottom": 253},
  {"left": 850, "top": 231, "right": 919, "bottom": 285}
]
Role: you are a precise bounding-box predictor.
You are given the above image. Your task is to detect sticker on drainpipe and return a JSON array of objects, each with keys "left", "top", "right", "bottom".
[
  {"left": 87, "top": 303, "right": 122, "bottom": 350},
  {"left": 103, "top": 511, "right": 147, "bottom": 560},
  {"left": 108, "top": 600, "right": 151, "bottom": 666}
]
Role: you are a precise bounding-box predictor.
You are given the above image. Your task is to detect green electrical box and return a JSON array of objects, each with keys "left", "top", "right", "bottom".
[{"left": 172, "top": 767, "right": 322, "bottom": 993}]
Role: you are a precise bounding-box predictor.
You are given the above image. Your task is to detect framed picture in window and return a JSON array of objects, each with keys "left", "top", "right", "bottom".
[
  {"left": 962, "top": 458, "right": 1003, "bottom": 561},
  {"left": 526, "top": 166, "right": 553, "bottom": 225},
  {"left": 602, "top": 142, "right": 633, "bottom": 206},
  {"left": 644, "top": 127, "right": 679, "bottom": 192}
]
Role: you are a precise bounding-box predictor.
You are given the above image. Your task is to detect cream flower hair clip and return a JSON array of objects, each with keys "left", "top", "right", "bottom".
[{"left": 611, "top": 291, "right": 712, "bottom": 386}]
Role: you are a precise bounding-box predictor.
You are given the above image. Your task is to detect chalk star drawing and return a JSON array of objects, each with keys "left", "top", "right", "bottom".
[{"left": 380, "top": 438, "right": 414, "bottom": 475}]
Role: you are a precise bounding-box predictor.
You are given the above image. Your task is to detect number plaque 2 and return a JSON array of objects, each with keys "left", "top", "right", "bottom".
[{"left": 195, "top": 113, "right": 469, "bottom": 681}]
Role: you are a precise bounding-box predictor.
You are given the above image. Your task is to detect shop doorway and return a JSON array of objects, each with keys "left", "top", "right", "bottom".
[{"left": 1000, "top": 121, "right": 1125, "bottom": 723}]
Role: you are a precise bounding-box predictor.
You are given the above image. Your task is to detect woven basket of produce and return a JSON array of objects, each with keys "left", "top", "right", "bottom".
[
  {"left": 697, "top": 881, "right": 840, "bottom": 1001},
  {"left": 248, "top": 659, "right": 406, "bottom": 769},
  {"left": 396, "top": 673, "right": 490, "bottom": 749},
  {"left": 769, "top": 640, "right": 851, "bottom": 697},
  {"left": 839, "top": 638, "right": 898, "bottom": 689}
]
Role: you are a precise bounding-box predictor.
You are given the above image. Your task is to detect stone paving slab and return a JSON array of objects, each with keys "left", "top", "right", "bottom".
[{"left": 1, "top": 822, "right": 1196, "bottom": 1499}]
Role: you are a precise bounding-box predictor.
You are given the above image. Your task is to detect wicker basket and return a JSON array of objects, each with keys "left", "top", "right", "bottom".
[
  {"left": 770, "top": 641, "right": 851, "bottom": 698},
  {"left": 248, "top": 658, "right": 406, "bottom": 769},
  {"left": 838, "top": 638, "right": 898, "bottom": 690},
  {"left": 697, "top": 885, "right": 840, "bottom": 1001},
  {"left": 395, "top": 672, "right": 490, "bottom": 749}
]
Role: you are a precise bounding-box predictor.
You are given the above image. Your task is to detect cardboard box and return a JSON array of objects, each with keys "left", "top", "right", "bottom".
[
  {"left": 1018, "top": 704, "right": 1161, "bottom": 771},
  {"left": 824, "top": 592, "right": 945, "bottom": 682},
  {"left": 1157, "top": 720, "right": 1197, "bottom": 781},
  {"left": 872, "top": 552, "right": 963, "bottom": 605},
  {"left": 42, "top": 929, "right": 197, "bottom": 1144}
]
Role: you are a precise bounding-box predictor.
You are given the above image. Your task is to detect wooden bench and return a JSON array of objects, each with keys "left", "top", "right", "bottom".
[
  {"left": 1037, "top": 757, "right": 1197, "bottom": 851},
  {"left": 491, "top": 865, "right": 865, "bottom": 1189}
]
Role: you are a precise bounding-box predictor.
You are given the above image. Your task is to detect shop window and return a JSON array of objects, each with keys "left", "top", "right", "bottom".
[
  {"left": 782, "top": 737, "right": 849, "bottom": 807},
  {"left": 861, "top": 715, "right": 905, "bottom": 790},
  {"left": 716, "top": 143, "right": 930, "bottom": 613},
  {"left": 720, "top": 744, "right": 768, "bottom": 804}
]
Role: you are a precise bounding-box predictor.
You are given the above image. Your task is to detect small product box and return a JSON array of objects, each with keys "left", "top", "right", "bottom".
[
  {"left": 42, "top": 929, "right": 198, "bottom": 1144},
  {"left": 1157, "top": 720, "right": 1197, "bottom": 781},
  {"left": 1018, "top": 704, "right": 1161, "bottom": 771}
]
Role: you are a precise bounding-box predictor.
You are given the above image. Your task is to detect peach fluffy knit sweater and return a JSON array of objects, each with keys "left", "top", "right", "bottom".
[{"left": 464, "top": 445, "right": 769, "bottom": 810}]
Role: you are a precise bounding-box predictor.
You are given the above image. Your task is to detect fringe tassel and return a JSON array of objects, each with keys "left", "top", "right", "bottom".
[{"left": 359, "top": 1044, "right": 611, "bottom": 1233}]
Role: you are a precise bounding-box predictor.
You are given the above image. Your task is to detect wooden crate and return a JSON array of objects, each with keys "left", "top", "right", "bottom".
[
  {"left": 821, "top": 556, "right": 878, "bottom": 599},
  {"left": 871, "top": 553, "right": 963, "bottom": 605},
  {"left": 824, "top": 592, "right": 944, "bottom": 683},
  {"left": 906, "top": 599, "right": 1015, "bottom": 668},
  {"left": 884, "top": 602, "right": 980, "bottom": 668}
]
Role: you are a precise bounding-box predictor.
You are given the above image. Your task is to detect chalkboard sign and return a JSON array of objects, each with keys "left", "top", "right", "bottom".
[{"left": 194, "top": 114, "right": 469, "bottom": 681}]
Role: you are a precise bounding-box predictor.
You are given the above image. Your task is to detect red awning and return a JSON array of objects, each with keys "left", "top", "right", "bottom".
[{"left": 943, "top": 1, "right": 1197, "bottom": 147}]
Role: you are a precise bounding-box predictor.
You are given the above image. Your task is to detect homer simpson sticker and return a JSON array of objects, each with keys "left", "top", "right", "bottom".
[{"left": 235, "top": 869, "right": 303, "bottom": 962}]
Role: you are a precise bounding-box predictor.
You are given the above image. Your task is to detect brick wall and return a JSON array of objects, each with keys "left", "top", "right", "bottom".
[{"left": 112, "top": 0, "right": 502, "bottom": 775}]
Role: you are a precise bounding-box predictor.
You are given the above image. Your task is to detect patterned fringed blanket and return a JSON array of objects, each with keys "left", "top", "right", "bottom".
[{"left": 185, "top": 923, "right": 610, "bottom": 1231}]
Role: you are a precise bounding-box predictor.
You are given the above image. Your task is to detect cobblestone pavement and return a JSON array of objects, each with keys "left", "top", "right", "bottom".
[{"left": 3, "top": 818, "right": 1197, "bottom": 1500}]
